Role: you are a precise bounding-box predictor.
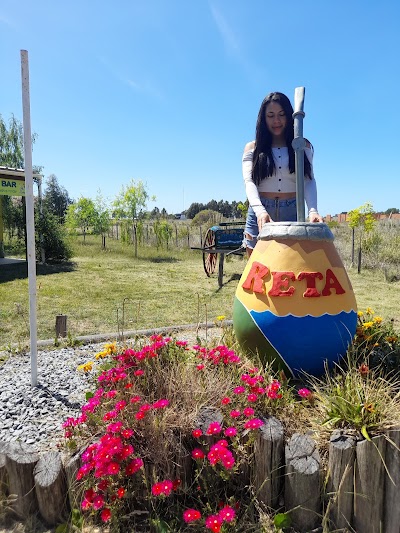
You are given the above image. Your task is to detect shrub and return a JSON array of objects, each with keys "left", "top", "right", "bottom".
[{"left": 35, "top": 209, "right": 73, "bottom": 262}]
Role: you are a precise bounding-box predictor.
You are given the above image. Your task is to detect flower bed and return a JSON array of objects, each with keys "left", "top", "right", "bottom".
[{"left": 1, "top": 310, "right": 400, "bottom": 532}]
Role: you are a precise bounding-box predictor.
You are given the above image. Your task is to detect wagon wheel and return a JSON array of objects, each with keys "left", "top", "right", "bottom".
[{"left": 202, "top": 229, "right": 218, "bottom": 276}]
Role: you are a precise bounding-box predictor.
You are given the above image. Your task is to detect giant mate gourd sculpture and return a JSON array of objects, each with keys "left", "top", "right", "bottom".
[{"left": 233, "top": 88, "right": 357, "bottom": 377}]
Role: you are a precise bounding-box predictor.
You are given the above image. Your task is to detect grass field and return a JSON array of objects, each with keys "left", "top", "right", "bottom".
[{"left": 0, "top": 230, "right": 399, "bottom": 349}]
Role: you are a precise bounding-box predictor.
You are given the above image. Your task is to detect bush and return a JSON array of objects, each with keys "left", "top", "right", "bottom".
[{"left": 35, "top": 209, "right": 73, "bottom": 262}]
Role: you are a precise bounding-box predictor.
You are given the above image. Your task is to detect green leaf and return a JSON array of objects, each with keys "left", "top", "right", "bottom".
[
  {"left": 55, "top": 524, "right": 68, "bottom": 533},
  {"left": 85, "top": 391, "right": 94, "bottom": 400},
  {"left": 361, "top": 425, "right": 371, "bottom": 441},
  {"left": 274, "top": 512, "right": 292, "bottom": 528}
]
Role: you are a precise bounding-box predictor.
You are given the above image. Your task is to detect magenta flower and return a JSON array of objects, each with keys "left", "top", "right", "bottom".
[
  {"left": 205, "top": 514, "right": 222, "bottom": 532},
  {"left": 206, "top": 421, "right": 222, "bottom": 435},
  {"left": 183, "top": 508, "right": 201, "bottom": 523},
  {"left": 218, "top": 505, "right": 236, "bottom": 523},
  {"left": 224, "top": 427, "right": 237, "bottom": 437},
  {"left": 221, "top": 397, "right": 231, "bottom": 405},
  {"left": 230, "top": 409, "right": 241, "bottom": 418},
  {"left": 191, "top": 448, "right": 205, "bottom": 460},
  {"left": 244, "top": 418, "right": 264, "bottom": 430},
  {"left": 298, "top": 387, "right": 312, "bottom": 398},
  {"left": 233, "top": 386, "right": 245, "bottom": 394},
  {"left": 243, "top": 407, "right": 255, "bottom": 417},
  {"left": 192, "top": 428, "right": 202, "bottom": 438}
]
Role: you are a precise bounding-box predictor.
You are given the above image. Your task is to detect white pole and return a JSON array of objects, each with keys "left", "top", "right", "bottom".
[{"left": 20, "top": 50, "right": 38, "bottom": 387}]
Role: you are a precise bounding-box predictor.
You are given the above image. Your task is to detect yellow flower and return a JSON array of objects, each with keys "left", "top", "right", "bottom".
[
  {"left": 373, "top": 316, "right": 383, "bottom": 324},
  {"left": 216, "top": 315, "right": 226, "bottom": 322},
  {"left": 366, "top": 307, "right": 374, "bottom": 315},
  {"left": 77, "top": 361, "right": 94, "bottom": 373},
  {"left": 357, "top": 311, "right": 364, "bottom": 317},
  {"left": 104, "top": 342, "right": 117, "bottom": 354},
  {"left": 362, "top": 321, "right": 374, "bottom": 330},
  {"left": 95, "top": 350, "right": 107, "bottom": 360}
]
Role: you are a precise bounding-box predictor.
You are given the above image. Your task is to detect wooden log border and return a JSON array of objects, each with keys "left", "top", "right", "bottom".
[{"left": 1, "top": 427, "right": 400, "bottom": 532}]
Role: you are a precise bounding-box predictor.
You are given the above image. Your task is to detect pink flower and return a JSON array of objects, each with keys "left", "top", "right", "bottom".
[
  {"left": 121, "top": 428, "right": 134, "bottom": 438},
  {"left": 130, "top": 395, "right": 141, "bottom": 403},
  {"left": 151, "top": 479, "right": 173, "bottom": 497},
  {"left": 230, "top": 409, "right": 241, "bottom": 418},
  {"left": 244, "top": 418, "right": 264, "bottom": 430},
  {"left": 206, "top": 422, "right": 222, "bottom": 435},
  {"left": 116, "top": 487, "right": 125, "bottom": 499},
  {"left": 100, "top": 508, "right": 111, "bottom": 522},
  {"left": 196, "top": 364, "right": 205, "bottom": 370},
  {"left": 151, "top": 482, "right": 163, "bottom": 496},
  {"left": 298, "top": 388, "right": 312, "bottom": 398},
  {"left": 247, "top": 393, "right": 258, "bottom": 402},
  {"left": 135, "top": 411, "right": 145, "bottom": 420},
  {"left": 183, "top": 508, "right": 201, "bottom": 523},
  {"left": 218, "top": 505, "right": 236, "bottom": 523},
  {"left": 160, "top": 480, "right": 173, "bottom": 496},
  {"left": 221, "top": 397, "right": 231, "bottom": 405},
  {"left": 243, "top": 407, "right": 255, "bottom": 417},
  {"left": 107, "top": 462, "right": 120, "bottom": 475},
  {"left": 224, "top": 427, "right": 237, "bottom": 437},
  {"left": 192, "top": 428, "right": 202, "bottom": 438},
  {"left": 152, "top": 399, "right": 169, "bottom": 409},
  {"left": 81, "top": 498, "right": 91, "bottom": 511},
  {"left": 134, "top": 369, "right": 144, "bottom": 376},
  {"left": 192, "top": 448, "right": 205, "bottom": 460},
  {"left": 233, "top": 386, "right": 245, "bottom": 394},
  {"left": 115, "top": 400, "right": 127, "bottom": 411},
  {"left": 125, "top": 458, "right": 144, "bottom": 475},
  {"left": 205, "top": 514, "right": 222, "bottom": 532},
  {"left": 92, "top": 494, "right": 105, "bottom": 510}
]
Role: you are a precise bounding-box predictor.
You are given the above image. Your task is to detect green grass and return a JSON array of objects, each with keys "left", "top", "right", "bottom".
[
  {"left": 0, "top": 235, "right": 245, "bottom": 348},
  {"left": 0, "top": 230, "right": 399, "bottom": 349}
]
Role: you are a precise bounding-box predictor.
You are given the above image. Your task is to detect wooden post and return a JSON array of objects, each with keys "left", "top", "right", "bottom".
[
  {"left": 55, "top": 314, "right": 67, "bottom": 338},
  {"left": 218, "top": 254, "right": 224, "bottom": 288},
  {"left": 34, "top": 451, "right": 68, "bottom": 526},
  {"left": 354, "top": 435, "right": 386, "bottom": 533},
  {"left": 0, "top": 452, "right": 7, "bottom": 495},
  {"left": 187, "top": 228, "right": 190, "bottom": 248},
  {"left": 327, "top": 430, "right": 356, "bottom": 530},
  {"left": 384, "top": 429, "right": 400, "bottom": 533},
  {"left": 5, "top": 442, "right": 39, "bottom": 518},
  {"left": 64, "top": 451, "right": 83, "bottom": 510},
  {"left": 285, "top": 433, "right": 321, "bottom": 532},
  {"left": 199, "top": 226, "right": 202, "bottom": 247},
  {"left": 253, "top": 416, "right": 284, "bottom": 508}
]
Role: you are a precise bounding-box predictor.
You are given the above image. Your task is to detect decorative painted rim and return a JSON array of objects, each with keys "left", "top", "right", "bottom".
[{"left": 258, "top": 222, "right": 334, "bottom": 242}]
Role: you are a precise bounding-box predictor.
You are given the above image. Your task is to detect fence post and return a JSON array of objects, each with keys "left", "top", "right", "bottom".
[
  {"left": 55, "top": 315, "right": 67, "bottom": 338},
  {"left": 285, "top": 433, "right": 321, "bottom": 531}
]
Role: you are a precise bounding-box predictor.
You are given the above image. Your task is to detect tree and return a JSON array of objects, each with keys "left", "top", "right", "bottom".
[
  {"left": 0, "top": 114, "right": 41, "bottom": 256},
  {"left": 93, "top": 191, "right": 111, "bottom": 248},
  {"left": 43, "top": 174, "right": 73, "bottom": 223},
  {"left": 113, "top": 180, "right": 151, "bottom": 257},
  {"left": 347, "top": 202, "right": 376, "bottom": 273},
  {"left": 66, "top": 197, "right": 96, "bottom": 241},
  {"left": 384, "top": 207, "right": 400, "bottom": 216}
]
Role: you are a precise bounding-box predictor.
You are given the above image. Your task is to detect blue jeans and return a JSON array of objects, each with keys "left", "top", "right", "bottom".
[{"left": 243, "top": 197, "right": 297, "bottom": 249}]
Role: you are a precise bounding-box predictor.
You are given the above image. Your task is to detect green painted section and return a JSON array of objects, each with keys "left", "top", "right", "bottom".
[{"left": 232, "top": 296, "right": 292, "bottom": 377}]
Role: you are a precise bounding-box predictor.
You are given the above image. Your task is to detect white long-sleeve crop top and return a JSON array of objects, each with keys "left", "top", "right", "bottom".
[{"left": 242, "top": 146, "right": 318, "bottom": 218}]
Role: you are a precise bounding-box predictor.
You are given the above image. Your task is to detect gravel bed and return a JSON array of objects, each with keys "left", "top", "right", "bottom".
[{"left": 0, "top": 328, "right": 224, "bottom": 453}]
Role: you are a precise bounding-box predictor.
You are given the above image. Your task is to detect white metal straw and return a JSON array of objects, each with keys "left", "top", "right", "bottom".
[{"left": 293, "top": 87, "right": 306, "bottom": 222}]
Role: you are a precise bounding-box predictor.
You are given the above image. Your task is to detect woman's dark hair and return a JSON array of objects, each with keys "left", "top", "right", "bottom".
[{"left": 252, "top": 92, "right": 312, "bottom": 184}]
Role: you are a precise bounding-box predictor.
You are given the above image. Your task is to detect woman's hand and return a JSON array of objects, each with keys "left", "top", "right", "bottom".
[
  {"left": 257, "top": 212, "right": 272, "bottom": 231},
  {"left": 309, "top": 211, "right": 324, "bottom": 223}
]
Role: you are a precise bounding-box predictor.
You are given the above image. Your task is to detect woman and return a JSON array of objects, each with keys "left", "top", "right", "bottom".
[{"left": 242, "top": 92, "right": 323, "bottom": 256}]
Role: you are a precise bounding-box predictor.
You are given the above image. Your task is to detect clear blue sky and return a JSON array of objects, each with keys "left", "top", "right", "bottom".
[{"left": 1, "top": 0, "right": 399, "bottom": 216}]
